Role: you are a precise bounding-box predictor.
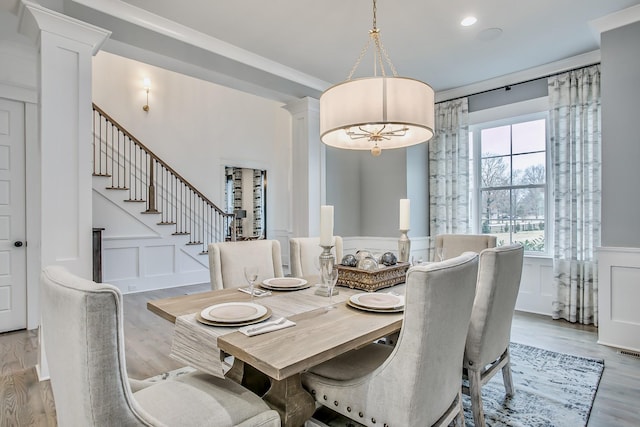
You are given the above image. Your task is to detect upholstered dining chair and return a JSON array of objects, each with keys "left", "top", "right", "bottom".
[
  {"left": 289, "top": 236, "right": 344, "bottom": 281},
  {"left": 464, "top": 243, "right": 524, "bottom": 427},
  {"left": 40, "top": 265, "right": 280, "bottom": 427},
  {"left": 434, "top": 233, "right": 497, "bottom": 260},
  {"left": 208, "top": 239, "right": 284, "bottom": 290},
  {"left": 301, "top": 252, "right": 479, "bottom": 427}
]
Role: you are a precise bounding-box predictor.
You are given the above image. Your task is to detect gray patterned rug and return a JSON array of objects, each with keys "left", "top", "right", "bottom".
[{"left": 146, "top": 342, "right": 604, "bottom": 427}]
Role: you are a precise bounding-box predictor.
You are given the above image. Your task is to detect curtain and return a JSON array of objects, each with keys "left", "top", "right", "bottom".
[
  {"left": 548, "top": 65, "right": 601, "bottom": 326},
  {"left": 429, "top": 98, "right": 471, "bottom": 243},
  {"left": 252, "top": 169, "right": 264, "bottom": 238}
]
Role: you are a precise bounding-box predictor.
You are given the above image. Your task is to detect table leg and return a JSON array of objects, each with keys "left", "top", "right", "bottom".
[{"left": 263, "top": 374, "right": 316, "bottom": 427}]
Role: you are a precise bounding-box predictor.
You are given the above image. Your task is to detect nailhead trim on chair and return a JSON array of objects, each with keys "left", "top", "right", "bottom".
[
  {"left": 347, "top": 406, "right": 352, "bottom": 412},
  {"left": 371, "top": 417, "right": 376, "bottom": 423},
  {"left": 334, "top": 401, "right": 339, "bottom": 406},
  {"left": 323, "top": 395, "right": 328, "bottom": 400},
  {"left": 359, "top": 412, "right": 364, "bottom": 418}
]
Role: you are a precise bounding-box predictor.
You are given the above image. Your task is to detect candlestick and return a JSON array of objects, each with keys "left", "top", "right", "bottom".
[
  {"left": 320, "top": 205, "right": 334, "bottom": 247},
  {"left": 315, "top": 245, "right": 339, "bottom": 296},
  {"left": 399, "top": 199, "right": 410, "bottom": 230},
  {"left": 398, "top": 229, "right": 411, "bottom": 263}
]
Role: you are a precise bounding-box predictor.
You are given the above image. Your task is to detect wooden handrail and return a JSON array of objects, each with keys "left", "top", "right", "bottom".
[
  {"left": 92, "top": 103, "right": 226, "bottom": 216},
  {"left": 92, "top": 103, "right": 234, "bottom": 250}
]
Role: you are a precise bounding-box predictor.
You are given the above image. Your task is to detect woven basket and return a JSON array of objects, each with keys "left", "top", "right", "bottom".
[{"left": 336, "top": 262, "right": 409, "bottom": 292}]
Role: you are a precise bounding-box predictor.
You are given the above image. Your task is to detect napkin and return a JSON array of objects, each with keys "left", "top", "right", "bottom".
[
  {"left": 238, "top": 287, "right": 272, "bottom": 297},
  {"left": 239, "top": 318, "right": 296, "bottom": 336}
]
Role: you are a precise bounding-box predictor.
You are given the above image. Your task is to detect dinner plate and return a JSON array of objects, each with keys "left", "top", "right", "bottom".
[
  {"left": 200, "top": 302, "right": 268, "bottom": 323},
  {"left": 349, "top": 293, "right": 405, "bottom": 310},
  {"left": 346, "top": 300, "right": 404, "bottom": 313},
  {"left": 196, "top": 308, "right": 272, "bottom": 327},
  {"left": 260, "top": 277, "right": 310, "bottom": 291}
]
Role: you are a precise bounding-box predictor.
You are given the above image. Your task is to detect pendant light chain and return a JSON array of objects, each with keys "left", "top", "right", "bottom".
[{"left": 346, "top": 0, "right": 398, "bottom": 81}]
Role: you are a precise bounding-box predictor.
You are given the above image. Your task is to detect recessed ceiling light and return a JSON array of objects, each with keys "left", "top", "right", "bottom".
[{"left": 461, "top": 16, "right": 477, "bottom": 27}]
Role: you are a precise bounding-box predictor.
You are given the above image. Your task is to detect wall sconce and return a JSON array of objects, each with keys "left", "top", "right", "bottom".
[{"left": 142, "top": 77, "right": 151, "bottom": 112}]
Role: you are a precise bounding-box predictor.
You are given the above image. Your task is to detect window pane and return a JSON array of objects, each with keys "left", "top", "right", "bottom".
[
  {"left": 512, "top": 119, "right": 545, "bottom": 154},
  {"left": 512, "top": 188, "right": 545, "bottom": 252},
  {"left": 481, "top": 125, "right": 510, "bottom": 157},
  {"left": 512, "top": 152, "right": 546, "bottom": 185},
  {"left": 481, "top": 155, "right": 511, "bottom": 188}
]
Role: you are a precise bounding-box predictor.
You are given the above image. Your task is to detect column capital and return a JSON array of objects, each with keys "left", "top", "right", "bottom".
[{"left": 18, "top": 1, "right": 111, "bottom": 54}]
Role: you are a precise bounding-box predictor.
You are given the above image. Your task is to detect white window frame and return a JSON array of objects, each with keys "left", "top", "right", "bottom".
[{"left": 469, "top": 97, "right": 552, "bottom": 257}]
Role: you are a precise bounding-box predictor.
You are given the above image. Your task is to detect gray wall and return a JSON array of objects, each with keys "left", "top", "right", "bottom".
[
  {"left": 601, "top": 21, "right": 640, "bottom": 247},
  {"left": 327, "top": 146, "right": 410, "bottom": 238},
  {"left": 406, "top": 143, "right": 429, "bottom": 237}
]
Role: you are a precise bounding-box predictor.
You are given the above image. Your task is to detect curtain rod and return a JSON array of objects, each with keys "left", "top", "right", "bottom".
[{"left": 437, "top": 62, "right": 601, "bottom": 104}]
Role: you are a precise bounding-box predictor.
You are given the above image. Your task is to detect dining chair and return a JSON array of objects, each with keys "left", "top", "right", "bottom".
[
  {"left": 289, "top": 236, "right": 343, "bottom": 281},
  {"left": 464, "top": 243, "right": 524, "bottom": 427},
  {"left": 40, "top": 265, "right": 281, "bottom": 427},
  {"left": 301, "top": 252, "right": 479, "bottom": 427},
  {"left": 208, "top": 239, "right": 284, "bottom": 290},
  {"left": 434, "top": 233, "right": 497, "bottom": 260}
]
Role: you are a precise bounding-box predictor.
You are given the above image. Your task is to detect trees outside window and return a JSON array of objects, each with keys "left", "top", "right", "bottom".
[{"left": 471, "top": 115, "right": 548, "bottom": 253}]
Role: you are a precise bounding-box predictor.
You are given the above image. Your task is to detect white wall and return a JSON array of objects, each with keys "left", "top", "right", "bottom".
[{"left": 91, "top": 51, "right": 293, "bottom": 291}]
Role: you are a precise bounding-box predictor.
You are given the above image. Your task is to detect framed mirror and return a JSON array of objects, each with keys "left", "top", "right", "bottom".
[{"left": 225, "top": 166, "right": 267, "bottom": 240}]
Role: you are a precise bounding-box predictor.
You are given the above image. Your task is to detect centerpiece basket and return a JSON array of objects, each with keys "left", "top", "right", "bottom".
[{"left": 336, "top": 262, "right": 410, "bottom": 292}]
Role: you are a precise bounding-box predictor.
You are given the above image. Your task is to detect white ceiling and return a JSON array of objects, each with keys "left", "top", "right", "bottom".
[
  {"left": 6, "top": 0, "right": 640, "bottom": 101},
  {"left": 115, "top": 0, "right": 640, "bottom": 92}
]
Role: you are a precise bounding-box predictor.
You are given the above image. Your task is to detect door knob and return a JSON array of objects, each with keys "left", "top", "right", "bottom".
[{"left": 14, "top": 241, "right": 23, "bottom": 247}]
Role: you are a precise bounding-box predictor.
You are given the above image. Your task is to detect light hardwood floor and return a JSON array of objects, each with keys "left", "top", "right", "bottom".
[{"left": 1, "top": 282, "right": 639, "bottom": 426}]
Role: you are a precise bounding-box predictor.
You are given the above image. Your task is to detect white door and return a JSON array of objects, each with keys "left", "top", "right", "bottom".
[{"left": 0, "top": 98, "right": 26, "bottom": 333}]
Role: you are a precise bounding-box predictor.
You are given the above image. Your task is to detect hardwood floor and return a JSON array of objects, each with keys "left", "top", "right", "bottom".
[{"left": 1, "top": 282, "right": 639, "bottom": 426}]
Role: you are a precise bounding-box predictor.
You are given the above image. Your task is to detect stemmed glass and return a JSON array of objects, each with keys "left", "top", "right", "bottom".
[
  {"left": 243, "top": 266, "right": 259, "bottom": 302},
  {"left": 435, "top": 247, "right": 446, "bottom": 262},
  {"left": 325, "top": 267, "right": 339, "bottom": 310}
]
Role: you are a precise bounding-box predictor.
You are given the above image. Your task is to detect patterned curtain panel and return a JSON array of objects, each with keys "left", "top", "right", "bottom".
[
  {"left": 429, "top": 98, "right": 471, "bottom": 244},
  {"left": 253, "top": 170, "right": 264, "bottom": 238},
  {"left": 548, "top": 65, "right": 601, "bottom": 326},
  {"left": 233, "top": 168, "right": 244, "bottom": 238}
]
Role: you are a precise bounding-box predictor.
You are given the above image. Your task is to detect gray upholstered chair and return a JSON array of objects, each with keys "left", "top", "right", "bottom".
[
  {"left": 208, "top": 239, "right": 284, "bottom": 290},
  {"left": 301, "top": 252, "right": 479, "bottom": 427},
  {"left": 434, "top": 233, "right": 497, "bottom": 260},
  {"left": 40, "top": 265, "right": 280, "bottom": 427},
  {"left": 463, "top": 243, "right": 524, "bottom": 427},
  {"left": 289, "top": 236, "right": 343, "bottom": 281}
]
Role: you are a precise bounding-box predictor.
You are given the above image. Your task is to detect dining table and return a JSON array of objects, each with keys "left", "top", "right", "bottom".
[{"left": 147, "top": 280, "right": 405, "bottom": 427}]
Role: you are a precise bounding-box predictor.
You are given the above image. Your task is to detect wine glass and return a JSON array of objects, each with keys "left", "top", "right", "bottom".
[
  {"left": 435, "top": 247, "right": 446, "bottom": 262},
  {"left": 326, "top": 267, "right": 339, "bottom": 310},
  {"left": 243, "top": 266, "right": 259, "bottom": 301}
]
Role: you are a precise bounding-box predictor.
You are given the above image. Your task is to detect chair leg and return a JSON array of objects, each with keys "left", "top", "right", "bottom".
[
  {"left": 454, "top": 390, "right": 466, "bottom": 427},
  {"left": 501, "top": 354, "right": 514, "bottom": 397},
  {"left": 468, "top": 369, "right": 485, "bottom": 427}
]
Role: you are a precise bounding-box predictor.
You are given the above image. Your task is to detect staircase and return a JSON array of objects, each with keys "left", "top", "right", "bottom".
[{"left": 92, "top": 104, "right": 233, "bottom": 292}]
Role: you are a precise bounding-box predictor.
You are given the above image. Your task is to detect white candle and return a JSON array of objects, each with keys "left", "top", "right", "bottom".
[
  {"left": 399, "top": 199, "right": 410, "bottom": 230},
  {"left": 320, "top": 205, "right": 334, "bottom": 246}
]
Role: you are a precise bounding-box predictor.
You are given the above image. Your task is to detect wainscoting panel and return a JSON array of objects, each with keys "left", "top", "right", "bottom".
[
  {"left": 599, "top": 247, "right": 640, "bottom": 352},
  {"left": 515, "top": 256, "right": 553, "bottom": 315}
]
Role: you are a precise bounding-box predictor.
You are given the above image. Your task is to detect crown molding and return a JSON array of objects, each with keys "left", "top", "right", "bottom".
[{"left": 590, "top": 4, "right": 640, "bottom": 36}]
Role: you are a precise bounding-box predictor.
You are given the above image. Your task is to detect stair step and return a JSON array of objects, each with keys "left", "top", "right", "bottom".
[
  {"left": 186, "top": 241, "right": 203, "bottom": 246},
  {"left": 93, "top": 173, "right": 111, "bottom": 177},
  {"left": 141, "top": 210, "right": 161, "bottom": 214},
  {"left": 106, "top": 186, "right": 128, "bottom": 190},
  {"left": 199, "top": 251, "right": 208, "bottom": 255},
  {"left": 124, "top": 199, "right": 145, "bottom": 203},
  {"left": 172, "top": 232, "right": 190, "bottom": 236},
  {"left": 157, "top": 221, "right": 176, "bottom": 226}
]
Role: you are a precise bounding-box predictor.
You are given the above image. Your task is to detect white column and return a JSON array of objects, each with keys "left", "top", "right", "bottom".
[
  {"left": 19, "top": 1, "right": 111, "bottom": 380},
  {"left": 283, "top": 97, "right": 323, "bottom": 238}
]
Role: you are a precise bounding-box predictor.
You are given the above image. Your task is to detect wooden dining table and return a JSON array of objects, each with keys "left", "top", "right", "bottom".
[{"left": 147, "top": 282, "right": 405, "bottom": 427}]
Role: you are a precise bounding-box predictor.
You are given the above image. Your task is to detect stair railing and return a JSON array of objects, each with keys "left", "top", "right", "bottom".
[{"left": 92, "top": 103, "right": 233, "bottom": 253}]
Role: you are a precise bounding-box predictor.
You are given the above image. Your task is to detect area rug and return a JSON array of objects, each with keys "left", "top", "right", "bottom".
[
  {"left": 312, "top": 342, "right": 604, "bottom": 427},
  {"left": 145, "top": 342, "right": 604, "bottom": 427}
]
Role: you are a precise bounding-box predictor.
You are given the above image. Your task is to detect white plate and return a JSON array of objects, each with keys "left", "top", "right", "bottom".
[
  {"left": 200, "top": 302, "right": 268, "bottom": 323},
  {"left": 349, "top": 292, "right": 405, "bottom": 310},
  {"left": 262, "top": 277, "right": 308, "bottom": 289},
  {"left": 347, "top": 300, "right": 404, "bottom": 313}
]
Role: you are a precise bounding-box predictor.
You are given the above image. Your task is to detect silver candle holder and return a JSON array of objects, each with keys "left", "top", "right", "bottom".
[
  {"left": 398, "top": 229, "right": 411, "bottom": 263},
  {"left": 315, "top": 244, "right": 339, "bottom": 297}
]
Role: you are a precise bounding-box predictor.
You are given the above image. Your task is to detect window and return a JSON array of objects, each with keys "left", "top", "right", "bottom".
[{"left": 470, "top": 112, "right": 548, "bottom": 253}]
